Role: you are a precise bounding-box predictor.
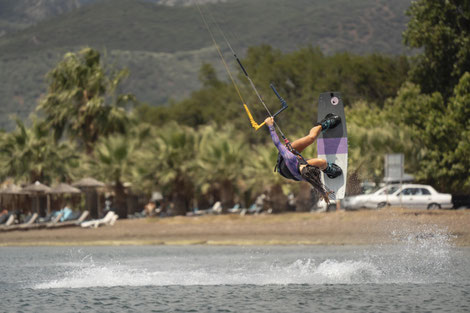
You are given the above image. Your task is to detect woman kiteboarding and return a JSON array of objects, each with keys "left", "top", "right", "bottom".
[
  {"left": 195, "top": 2, "right": 344, "bottom": 203},
  {"left": 266, "top": 113, "right": 343, "bottom": 202}
]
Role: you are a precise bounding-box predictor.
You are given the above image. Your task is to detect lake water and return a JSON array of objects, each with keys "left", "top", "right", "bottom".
[{"left": 1, "top": 226, "right": 469, "bottom": 312}]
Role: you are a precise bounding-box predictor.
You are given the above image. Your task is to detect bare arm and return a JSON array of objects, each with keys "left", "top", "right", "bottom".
[{"left": 265, "top": 117, "right": 289, "bottom": 157}]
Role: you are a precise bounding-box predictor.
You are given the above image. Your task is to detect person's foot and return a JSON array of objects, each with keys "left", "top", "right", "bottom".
[
  {"left": 323, "top": 162, "right": 342, "bottom": 179},
  {"left": 317, "top": 113, "right": 341, "bottom": 131}
]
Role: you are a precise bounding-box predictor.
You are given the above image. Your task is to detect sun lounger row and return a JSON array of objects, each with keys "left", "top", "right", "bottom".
[{"left": 0, "top": 210, "right": 95, "bottom": 232}]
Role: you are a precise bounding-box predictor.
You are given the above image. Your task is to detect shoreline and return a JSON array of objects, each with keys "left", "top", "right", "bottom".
[
  {"left": 0, "top": 239, "right": 366, "bottom": 247},
  {"left": 1, "top": 208, "right": 469, "bottom": 247}
]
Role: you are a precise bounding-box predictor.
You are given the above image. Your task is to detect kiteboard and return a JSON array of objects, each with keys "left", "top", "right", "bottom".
[{"left": 316, "top": 92, "right": 348, "bottom": 200}]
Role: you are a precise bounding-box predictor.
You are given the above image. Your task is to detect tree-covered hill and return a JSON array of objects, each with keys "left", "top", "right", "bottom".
[
  {"left": 0, "top": 0, "right": 412, "bottom": 130},
  {"left": 0, "top": 0, "right": 213, "bottom": 35},
  {"left": 0, "top": 0, "right": 411, "bottom": 55}
]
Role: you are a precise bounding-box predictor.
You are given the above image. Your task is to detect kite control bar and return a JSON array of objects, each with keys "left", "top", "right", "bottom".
[
  {"left": 270, "top": 83, "right": 288, "bottom": 118},
  {"left": 244, "top": 83, "right": 289, "bottom": 130}
]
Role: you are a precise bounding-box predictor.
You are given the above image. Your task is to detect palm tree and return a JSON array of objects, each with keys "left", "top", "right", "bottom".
[
  {"left": 87, "top": 134, "right": 137, "bottom": 218},
  {"left": 195, "top": 125, "right": 249, "bottom": 211},
  {"left": 245, "top": 143, "right": 292, "bottom": 212},
  {"left": 123, "top": 122, "right": 155, "bottom": 195},
  {"left": 37, "top": 48, "right": 136, "bottom": 154},
  {"left": 0, "top": 117, "right": 78, "bottom": 184},
  {"left": 141, "top": 122, "right": 200, "bottom": 215}
]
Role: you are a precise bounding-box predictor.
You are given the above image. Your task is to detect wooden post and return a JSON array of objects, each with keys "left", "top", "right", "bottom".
[{"left": 47, "top": 194, "right": 51, "bottom": 215}]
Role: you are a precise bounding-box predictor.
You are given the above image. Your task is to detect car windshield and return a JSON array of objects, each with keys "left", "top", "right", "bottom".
[{"left": 377, "top": 185, "right": 400, "bottom": 195}]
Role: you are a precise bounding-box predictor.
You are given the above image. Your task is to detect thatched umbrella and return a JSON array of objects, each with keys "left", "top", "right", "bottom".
[
  {"left": 50, "top": 183, "right": 82, "bottom": 194},
  {"left": 72, "top": 177, "right": 105, "bottom": 218},
  {"left": 23, "top": 181, "right": 53, "bottom": 216},
  {"left": 72, "top": 178, "right": 105, "bottom": 188},
  {"left": 50, "top": 183, "right": 82, "bottom": 212},
  {"left": 0, "top": 184, "right": 27, "bottom": 213},
  {"left": 0, "top": 184, "right": 24, "bottom": 195},
  {"left": 151, "top": 191, "right": 163, "bottom": 202},
  {"left": 23, "top": 181, "right": 53, "bottom": 193},
  {"left": 0, "top": 184, "right": 25, "bottom": 202}
]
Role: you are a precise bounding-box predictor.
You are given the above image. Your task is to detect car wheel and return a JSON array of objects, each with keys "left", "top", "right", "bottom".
[
  {"left": 427, "top": 203, "right": 441, "bottom": 210},
  {"left": 377, "top": 202, "right": 388, "bottom": 209}
]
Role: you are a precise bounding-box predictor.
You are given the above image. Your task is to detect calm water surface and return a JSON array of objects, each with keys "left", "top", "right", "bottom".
[{"left": 1, "top": 226, "right": 469, "bottom": 312}]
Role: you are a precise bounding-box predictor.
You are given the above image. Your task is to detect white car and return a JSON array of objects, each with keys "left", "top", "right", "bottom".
[
  {"left": 363, "top": 184, "right": 452, "bottom": 210},
  {"left": 342, "top": 185, "right": 400, "bottom": 210}
]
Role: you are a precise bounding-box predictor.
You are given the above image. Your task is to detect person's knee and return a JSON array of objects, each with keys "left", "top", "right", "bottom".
[
  {"left": 307, "top": 158, "right": 327, "bottom": 170},
  {"left": 319, "top": 159, "right": 327, "bottom": 170},
  {"left": 309, "top": 125, "right": 322, "bottom": 138}
]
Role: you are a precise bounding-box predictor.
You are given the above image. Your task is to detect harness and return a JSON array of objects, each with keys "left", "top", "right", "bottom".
[{"left": 274, "top": 139, "right": 308, "bottom": 181}]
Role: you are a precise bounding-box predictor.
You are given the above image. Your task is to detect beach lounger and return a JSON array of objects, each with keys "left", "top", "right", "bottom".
[
  {"left": 0, "top": 213, "right": 38, "bottom": 232},
  {"left": 189, "top": 209, "right": 207, "bottom": 216},
  {"left": 210, "top": 201, "right": 222, "bottom": 214},
  {"left": 246, "top": 203, "right": 262, "bottom": 214},
  {"left": 47, "top": 211, "right": 89, "bottom": 229},
  {"left": 227, "top": 204, "right": 241, "bottom": 213},
  {"left": 76, "top": 210, "right": 89, "bottom": 223},
  {"left": 47, "top": 212, "right": 63, "bottom": 226},
  {"left": 0, "top": 213, "right": 9, "bottom": 225},
  {"left": 0, "top": 215, "right": 16, "bottom": 231},
  {"left": 18, "top": 213, "right": 39, "bottom": 230},
  {"left": 109, "top": 213, "right": 118, "bottom": 226},
  {"left": 80, "top": 211, "right": 118, "bottom": 228},
  {"left": 16, "top": 212, "right": 64, "bottom": 231},
  {"left": 4, "top": 214, "right": 15, "bottom": 226}
]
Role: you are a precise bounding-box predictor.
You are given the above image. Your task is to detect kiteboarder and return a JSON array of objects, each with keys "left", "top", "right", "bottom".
[{"left": 266, "top": 114, "right": 342, "bottom": 201}]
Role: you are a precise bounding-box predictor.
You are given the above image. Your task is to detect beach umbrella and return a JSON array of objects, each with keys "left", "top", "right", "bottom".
[
  {"left": 72, "top": 177, "right": 105, "bottom": 188},
  {"left": 23, "top": 181, "right": 53, "bottom": 193},
  {"left": 50, "top": 183, "right": 82, "bottom": 194},
  {"left": 23, "top": 181, "right": 52, "bottom": 215},
  {"left": 151, "top": 191, "right": 163, "bottom": 202},
  {"left": 0, "top": 184, "right": 25, "bottom": 195},
  {"left": 0, "top": 184, "right": 27, "bottom": 212}
]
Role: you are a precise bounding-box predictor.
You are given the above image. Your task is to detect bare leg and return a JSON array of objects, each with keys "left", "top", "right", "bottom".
[
  {"left": 291, "top": 125, "right": 322, "bottom": 153},
  {"left": 306, "top": 158, "right": 327, "bottom": 170},
  {"left": 293, "top": 125, "right": 327, "bottom": 170}
]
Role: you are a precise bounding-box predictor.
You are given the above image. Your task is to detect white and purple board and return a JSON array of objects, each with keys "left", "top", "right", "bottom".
[{"left": 317, "top": 92, "right": 348, "bottom": 200}]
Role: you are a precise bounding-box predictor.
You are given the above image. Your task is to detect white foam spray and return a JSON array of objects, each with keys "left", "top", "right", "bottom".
[{"left": 33, "top": 224, "right": 455, "bottom": 289}]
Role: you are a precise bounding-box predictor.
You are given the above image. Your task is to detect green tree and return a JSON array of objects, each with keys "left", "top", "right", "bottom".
[
  {"left": 346, "top": 101, "right": 419, "bottom": 191},
  {"left": 383, "top": 74, "right": 470, "bottom": 193},
  {"left": 0, "top": 118, "right": 78, "bottom": 183},
  {"left": 88, "top": 134, "right": 137, "bottom": 218},
  {"left": 142, "top": 122, "right": 200, "bottom": 215},
  {"left": 195, "top": 125, "right": 249, "bottom": 211},
  {"left": 404, "top": 0, "right": 470, "bottom": 98},
  {"left": 37, "top": 48, "right": 136, "bottom": 154},
  {"left": 84, "top": 121, "right": 153, "bottom": 218},
  {"left": 168, "top": 64, "right": 243, "bottom": 129},
  {"left": 199, "top": 63, "right": 223, "bottom": 89},
  {"left": 245, "top": 143, "right": 291, "bottom": 212},
  {"left": 155, "top": 46, "right": 408, "bottom": 139},
  {"left": 444, "top": 72, "right": 470, "bottom": 190}
]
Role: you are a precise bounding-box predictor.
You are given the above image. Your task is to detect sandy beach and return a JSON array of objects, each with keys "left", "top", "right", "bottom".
[{"left": 1, "top": 208, "right": 469, "bottom": 247}]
